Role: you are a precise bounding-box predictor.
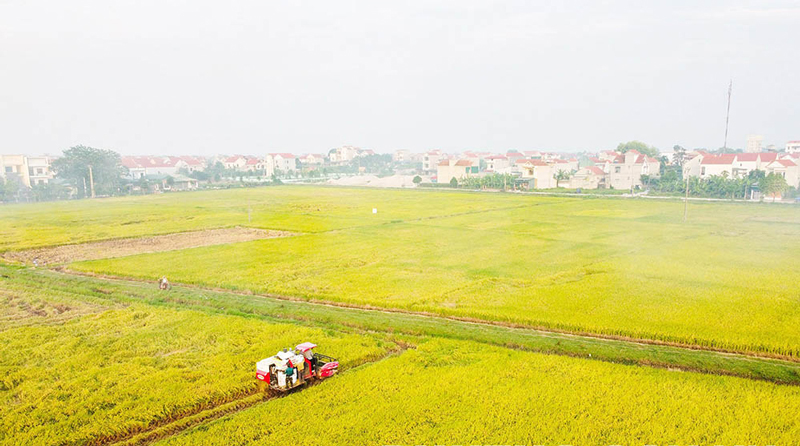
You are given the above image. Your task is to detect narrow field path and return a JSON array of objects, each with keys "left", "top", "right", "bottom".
[{"left": 39, "top": 268, "right": 800, "bottom": 387}]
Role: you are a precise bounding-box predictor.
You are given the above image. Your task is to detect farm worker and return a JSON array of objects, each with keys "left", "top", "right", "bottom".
[
  {"left": 284, "top": 361, "right": 295, "bottom": 388},
  {"left": 303, "top": 349, "right": 316, "bottom": 373},
  {"left": 159, "top": 276, "right": 169, "bottom": 290}
]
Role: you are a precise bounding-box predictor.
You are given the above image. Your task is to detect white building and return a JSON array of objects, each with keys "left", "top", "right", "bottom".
[
  {"left": 786, "top": 141, "right": 800, "bottom": 154},
  {"left": 265, "top": 153, "right": 297, "bottom": 176},
  {"left": 329, "top": 146, "right": 360, "bottom": 163},
  {"left": 26, "top": 156, "right": 54, "bottom": 186},
  {"left": 437, "top": 159, "right": 478, "bottom": 183},
  {"left": 746, "top": 135, "right": 763, "bottom": 153},
  {"left": 423, "top": 150, "right": 443, "bottom": 172},
  {"left": 0, "top": 154, "right": 31, "bottom": 187},
  {"left": 607, "top": 151, "right": 661, "bottom": 190}
]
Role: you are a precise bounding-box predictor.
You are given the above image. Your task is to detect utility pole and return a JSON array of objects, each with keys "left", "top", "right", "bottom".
[
  {"left": 683, "top": 174, "right": 689, "bottom": 222},
  {"left": 88, "top": 165, "right": 96, "bottom": 198},
  {"left": 723, "top": 80, "right": 732, "bottom": 151}
]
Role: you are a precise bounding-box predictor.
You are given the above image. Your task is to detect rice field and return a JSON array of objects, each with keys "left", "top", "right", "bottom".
[
  {"left": 48, "top": 186, "right": 800, "bottom": 358},
  {"left": 0, "top": 269, "right": 396, "bottom": 445},
  {"left": 158, "top": 338, "right": 800, "bottom": 446}
]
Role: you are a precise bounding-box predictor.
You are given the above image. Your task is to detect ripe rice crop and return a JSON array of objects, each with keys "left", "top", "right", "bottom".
[
  {"left": 157, "top": 339, "right": 800, "bottom": 445},
  {"left": 67, "top": 187, "right": 800, "bottom": 358},
  {"left": 0, "top": 277, "right": 395, "bottom": 445}
]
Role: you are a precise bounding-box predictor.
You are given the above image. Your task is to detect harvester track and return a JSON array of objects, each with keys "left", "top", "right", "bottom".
[{"left": 94, "top": 344, "right": 410, "bottom": 446}]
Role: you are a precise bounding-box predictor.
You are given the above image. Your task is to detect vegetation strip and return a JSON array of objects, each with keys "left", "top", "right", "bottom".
[
  {"left": 17, "top": 266, "right": 800, "bottom": 387},
  {"left": 60, "top": 266, "right": 800, "bottom": 364}
]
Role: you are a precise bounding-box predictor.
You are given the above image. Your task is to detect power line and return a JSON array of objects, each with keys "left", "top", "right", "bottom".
[{"left": 723, "top": 80, "right": 732, "bottom": 151}]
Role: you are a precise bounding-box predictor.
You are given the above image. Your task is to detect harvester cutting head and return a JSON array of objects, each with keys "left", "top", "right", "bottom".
[{"left": 255, "top": 342, "right": 339, "bottom": 390}]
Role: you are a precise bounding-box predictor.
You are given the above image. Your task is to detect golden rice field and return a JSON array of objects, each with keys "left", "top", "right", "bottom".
[
  {"left": 158, "top": 339, "right": 800, "bottom": 446},
  {"left": 0, "top": 270, "right": 396, "bottom": 445},
  {"left": 26, "top": 185, "right": 795, "bottom": 358}
]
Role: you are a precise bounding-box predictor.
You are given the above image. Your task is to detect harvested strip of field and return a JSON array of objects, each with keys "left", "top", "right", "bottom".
[{"left": 2, "top": 227, "right": 295, "bottom": 265}]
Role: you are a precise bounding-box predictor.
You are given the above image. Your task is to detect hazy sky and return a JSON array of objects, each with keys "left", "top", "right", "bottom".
[{"left": 1, "top": 1, "right": 799, "bottom": 156}]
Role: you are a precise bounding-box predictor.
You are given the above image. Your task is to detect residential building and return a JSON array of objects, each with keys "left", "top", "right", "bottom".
[
  {"left": 243, "top": 157, "right": 265, "bottom": 172},
  {"left": 26, "top": 156, "right": 54, "bottom": 186},
  {"left": 437, "top": 159, "right": 478, "bottom": 183},
  {"left": 0, "top": 155, "right": 31, "bottom": 187},
  {"left": 423, "top": 150, "right": 443, "bottom": 172},
  {"left": 300, "top": 154, "right": 326, "bottom": 165},
  {"left": 329, "top": 146, "right": 360, "bottom": 163},
  {"left": 484, "top": 155, "right": 509, "bottom": 172},
  {"left": 223, "top": 156, "right": 247, "bottom": 170},
  {"left": 121, "top": 156, "right": 182, "bottom": 179},
  {"left": 265, "top": 153, "right": 297, "bottom": 176},
  {"left": 177, "top": 156, "right": 206, "bottom": 173},
  {"left": 746, "top": 135, "right": 763, "bottom": 153},
  {"left": 786, "top": 141, "right": 800, "bottom": 154},
  {"left": 517, "top": 159, "right": 555, "bottom": 189},
  {"left": 569, "top": 166, "right": 607, "bottom": 189},
  {"left": 607, "top": 151, "right": 661, "bottom": 190},
  {"left": 765, "top": 159, "right": 800, "bottom": 189}
]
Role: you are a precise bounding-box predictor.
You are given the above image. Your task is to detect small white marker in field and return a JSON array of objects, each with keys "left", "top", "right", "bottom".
[{"left": 372, "top": 208, "right": 378, "bottom": 214}]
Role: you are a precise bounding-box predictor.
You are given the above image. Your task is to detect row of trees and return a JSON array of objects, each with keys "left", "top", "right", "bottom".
[{"left": 644, "top": 167, "right": 791, "bottom": 200}]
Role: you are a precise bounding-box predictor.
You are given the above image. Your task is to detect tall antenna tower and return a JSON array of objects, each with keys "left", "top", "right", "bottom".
[{"left": 723, "top": 80, "right": 732, "bottom": 151}]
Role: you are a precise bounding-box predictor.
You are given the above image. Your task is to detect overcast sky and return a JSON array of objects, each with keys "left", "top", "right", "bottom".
[{"left": 1, "top": 1, "right": 799, "bottom": 156}]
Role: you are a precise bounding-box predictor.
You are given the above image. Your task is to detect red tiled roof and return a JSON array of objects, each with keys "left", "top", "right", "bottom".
[
  {"left": 486, "top": 155, "right": 507, "bottom": 160},
  {"left": 270, "top": 153, "right": 295, "bottom": 159},
  {"left": 454, "top": 159, "right": 473, "bottom": 167},
  {"left": 506, "top": 152, "right": 524, "bottom": 158},
  {"left": 736, "top": 153, "right": 758, "bottom": 162},
  {"left": 759, "top": 152, "right": 778, "bottom": 163},
  {"left": 777, "top": 159, "right": 797, "bottom": 167},
  {"left": 245, "top": 158, "right": 262, "bottom": 165},
  {"left": 437, "top": 160, "right": 450, "bottom": 166},
  {"left": 700, "top": 154, "right": 736, "bottom": 165},
  {"left": 225, "top": 156, "right": 242, "bottom": 163},
  {"left": 519, "top": 160, "right": 548, "bottom": 166},
  {"left": 586, "top": 166, "right": 605, "bottom": 175}
]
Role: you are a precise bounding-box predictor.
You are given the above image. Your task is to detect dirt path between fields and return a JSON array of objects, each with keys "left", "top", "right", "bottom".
[{"left": 2, "top": 227, "right": 296, "bottom": 265}]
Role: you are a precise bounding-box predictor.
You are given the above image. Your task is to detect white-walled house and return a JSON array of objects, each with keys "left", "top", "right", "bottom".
[
  {"left": 517, "top": 159, "right": 555, "bottom": 189},
  {"left": 607, "top": 151, "right": 660, "bottom": 190},
  {"left": 437, "top": 159, "right": 478, "bottom": 183},
  {"left": 265, "top": 153, "right": 297, "bottom": 176}
]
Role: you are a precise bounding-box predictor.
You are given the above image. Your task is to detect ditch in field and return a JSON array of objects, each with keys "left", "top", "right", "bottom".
[{"left": 1, "top": 227, "right": 296, "bottom": 265}]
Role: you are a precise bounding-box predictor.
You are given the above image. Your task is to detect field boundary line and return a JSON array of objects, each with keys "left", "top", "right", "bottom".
[{"left": 56, "top": 268, "right": 800, "bottom": 364}]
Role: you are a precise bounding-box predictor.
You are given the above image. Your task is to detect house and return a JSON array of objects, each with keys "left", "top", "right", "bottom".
[
  {"left": 265, "top": 153, "right": 297, "bottom": 176},
  {"left": 484, "top": 155, "right": 509, "bottom": 172},
  {"left": 329, "top": 146, "right": 360, "bottom": 163},
  {"left": 423, "top": 150, "right": 443, "bottom": 172},
  {"left": 25, "top": 156, "right": 53, "bottom": 186},
  {"left": 223, "top": 156, "right": 247, "bottom": 170},
  {"left": 569, "top": 166, "right": 607, "bottom": 189},
  {"left": 437, "top": 159, "right": 478, "bottom": 183},
  {"left": 0, "top": 154, "right": 31, "bottom": 187},
  {"left": 243, "top": 157, "right": 265, "bottom": 172},
  {"left": 121, "top": 156, "right": 182, "bottom": 179},
  {"left": 607, "top": 151, "right": 661, "bottom": 190},
  {"left": 765, "top": 159, "right": 800, "bottom": 188},
  {"left": 787, "top": 141, "right": 800, "bottom": 154},
  {"left": 517, "top": 159, "right": 555, "bottom": 189},
  {"left": 300, "top": 154, "right": 326, "bottom": 165},
  {"left": 178, "top": 156, "right": 206, "bottom": 173}
]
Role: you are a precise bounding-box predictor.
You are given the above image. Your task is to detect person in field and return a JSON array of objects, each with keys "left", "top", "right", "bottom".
[
  {"left": 284, "top": 360, "right": 295, "bottom": 388},
  {"left": 158, "top": 276, "right": 170, "bottom": 290}
]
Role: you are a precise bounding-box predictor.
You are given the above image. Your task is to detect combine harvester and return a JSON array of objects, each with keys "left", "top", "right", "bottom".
[{"left": 256, "top": 342, "right": 339, "bottom": 392}]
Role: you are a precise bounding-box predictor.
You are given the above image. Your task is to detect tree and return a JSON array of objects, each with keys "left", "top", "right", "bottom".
[
  {"left": 760, "top": 173, "right": 789, "bottom": 202},
  {"left": 553, "top": 169, "right": 570, "bottom": 188},
  {"left": 412, "top": 175, "right": 422, "bottom": 185},
  {"left": 672, "top": 145, "right": 687, "bottom": 167},
  {"left": 449, "top": 177, "right": 458, "bottom": 188},
  {"left": 616, "top": 141, "right": 659, "bottom": 158},
  {"left": 51, "top": 145, "right": 124, "bottom": 198},
  {"left": 1, "top": 178, "right": 20, "bottom": 202}
]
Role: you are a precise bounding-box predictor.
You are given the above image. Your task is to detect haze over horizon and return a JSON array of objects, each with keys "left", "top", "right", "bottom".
[{"left": 1, "top": 0, "right": 799, "bottom": 157}]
